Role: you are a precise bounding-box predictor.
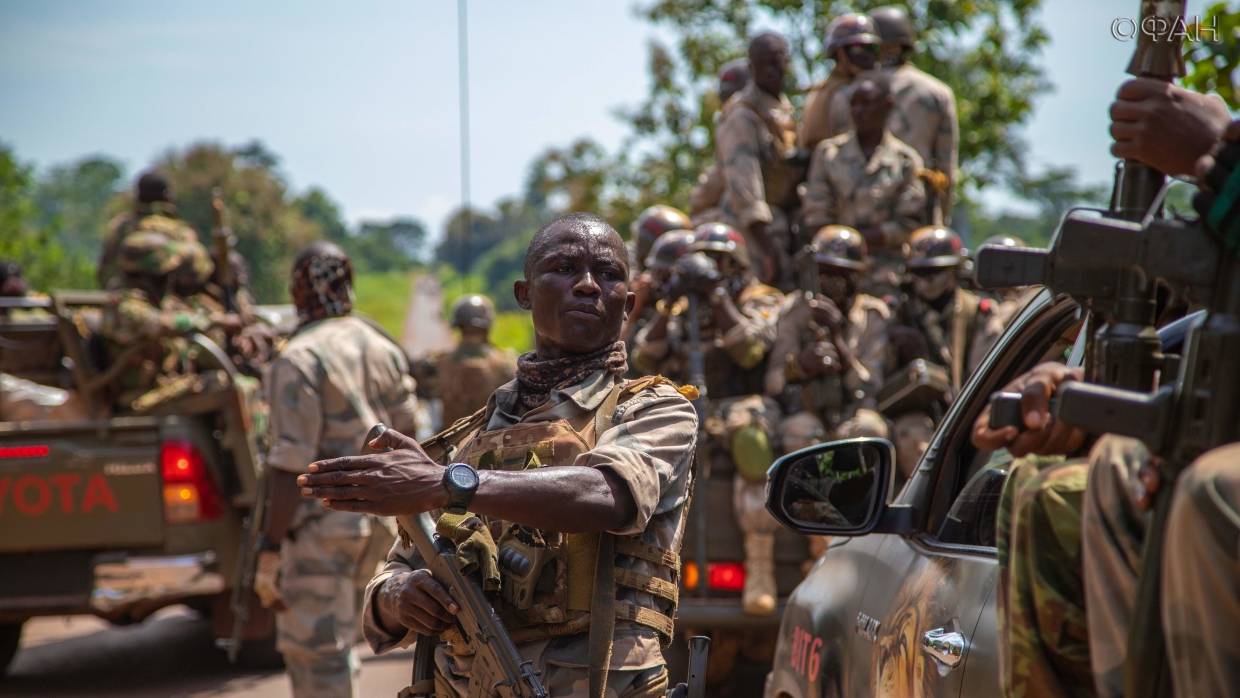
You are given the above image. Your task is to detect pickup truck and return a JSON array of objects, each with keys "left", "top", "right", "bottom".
[
  {"left": 760, "top": 289, "right": 1194, "bottom": 698},
  {"left": 0, "top": 292, "right": 281, "bottom": 675}
]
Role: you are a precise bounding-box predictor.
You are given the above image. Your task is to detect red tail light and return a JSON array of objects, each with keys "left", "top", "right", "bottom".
[
  {"left": 0, "top": 445, "right": 50, "bottom": 459},
  {"left": 707, "top": 562, "right": 746, "bottom": 592},
  {"left": 160, "top": 440, "right": 221, "bottom": 523}
]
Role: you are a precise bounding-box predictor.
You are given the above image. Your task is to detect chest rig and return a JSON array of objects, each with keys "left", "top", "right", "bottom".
[{"left": 431, "top": 376, "right": 684, "bottom": 647}]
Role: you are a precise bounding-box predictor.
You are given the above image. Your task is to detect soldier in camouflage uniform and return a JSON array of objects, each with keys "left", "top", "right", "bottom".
[
  {"left": 633, "top": 223, "right": 785, "bottom": 616},
  {"left": 824, "top": 6, "right": 960, "bottom": 223},
  {"left": 98, "top": 172, "right": 203, "bottom": 290},
  {"left": 798, "top": 14, "right": 880, "bottom": 152},
  {"left": 765, "top": 225, "right": 891, "bottom": 444},
  {"left": 802, "top": 72, "right": 926, "bottom": 297},
  {"left": 622, "top": 228, "right": 696, "bottom": 349},
  {"left": 99, "top": 231, "right": 245, "bottom": 412},
  {"left": 690, "top": 59, "right": 749, "bottom": 217},
  {"left": 253, "top": 242, "right": 418, "bottom": 698},
  {"left": 707, "top": 32, "right": 798, "bottom": 285},
  {"left": 298, "top": 213, "right": 698, "bottom": 697},
  {"left": 419, "top": 294, "right": 516, "bottom": 428}
]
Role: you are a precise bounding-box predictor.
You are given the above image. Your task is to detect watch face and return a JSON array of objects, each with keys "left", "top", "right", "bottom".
[{"left": 446, "top": 463, "right": 479, "bottom": 491}]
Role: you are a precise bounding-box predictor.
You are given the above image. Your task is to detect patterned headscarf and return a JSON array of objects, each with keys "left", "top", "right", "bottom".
[
  {"left": 515, "top": 340, "right": 628, "bottom": 412},
  {"left": 292, "top": 249, "right": 354, "bottom": 324}
]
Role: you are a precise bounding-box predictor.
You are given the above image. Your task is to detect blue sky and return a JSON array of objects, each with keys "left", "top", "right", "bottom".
[{"left": 0, "top": 1, "right": 1186, "bottom": 234}]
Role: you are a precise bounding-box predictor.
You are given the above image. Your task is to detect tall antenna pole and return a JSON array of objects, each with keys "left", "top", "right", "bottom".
[{"left": 458, "top": 0, "right": 472, "bottom": 294}]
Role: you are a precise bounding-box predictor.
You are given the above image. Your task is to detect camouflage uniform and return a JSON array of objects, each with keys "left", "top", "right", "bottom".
[
  {"left": 1083, "top": 438, "right": 1240, "bottom": 698},
  {"left": 632, "top": 278, "right": 785, "bottom": 614},
  {"left": 362, "top": 369, "right": 698, "bottom": 696},
  {"left": 421, "top": 341, "right": 516, "bottom": 427},
  {"left": 825, "top": 63, "right": 959, "bottom": 220},
  {"left": 98, "top": 203, "right": 202, "bottom": 290},
  {"left": 798, "top": 68, "right": 852, "bottom": 151},
  {"left": 705, "top": 83, "right": 798, "bottom": 279},
  {"left": 764, "top": 290, "right": 891, "bottom": 437},
  {"left": 801, "top": 131, "right": 926, "bottom": 290},
  {"left": 266, "top": 314, "right": 418, "bottom": 698},
  {"left": 890, "top": 287, "right": 998, "bottom": 395}
]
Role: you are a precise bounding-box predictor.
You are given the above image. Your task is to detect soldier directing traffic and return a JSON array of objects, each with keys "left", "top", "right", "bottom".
[
  {"left": 254, "top": 242, "right": 419, "bottom": 697},
  {"left": 299, "top": 213, "right": 698, "bottom": 697}
]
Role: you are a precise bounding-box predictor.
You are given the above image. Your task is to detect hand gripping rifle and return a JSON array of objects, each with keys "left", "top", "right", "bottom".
[{"left": 364, "top": 423, "right": 548, "bottom": 698}]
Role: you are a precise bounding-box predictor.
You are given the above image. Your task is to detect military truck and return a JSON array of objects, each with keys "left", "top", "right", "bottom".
[{"left": 0, "top": 292, "right": 283, "bottom": 675}]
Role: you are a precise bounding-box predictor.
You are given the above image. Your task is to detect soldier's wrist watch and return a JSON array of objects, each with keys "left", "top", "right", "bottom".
[{"left": 441, "top": 463, "right": 480, "bottom": 514}]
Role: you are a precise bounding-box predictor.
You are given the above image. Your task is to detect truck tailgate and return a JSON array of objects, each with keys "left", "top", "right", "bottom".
[{"left": 0, "top": 418, "right": 165, "bottom": 552}]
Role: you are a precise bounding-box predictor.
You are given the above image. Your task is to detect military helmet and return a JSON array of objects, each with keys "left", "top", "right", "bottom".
[
  {"left": 810, "top": 225, "right": 868, "bottom": 272},
  {"left": 905, "top": 226, "right": 965, "bottom": 269},
  {"left": 450, "top": 294, "right": 495, "bottom": 330},
  {"left": 718, "top": 58, "right": 750, "bottom": 104},
  {"left": 632, "top": 205, "right": 692, "bottom": 260},
  {"left": 825, "top": 13, "right": 880, "bottom": 54},
  {"left": 979, "top": 234, "right": 1026, "bottom": 249},
  {"left": 690, "top": 222, "right": 751, "bottom": 269},
  {"left": 118, "top": 231, "right": 198, "bottom": 277},
  {"left": 644, "top": 229, "right": 696, "bottom": 272},
  {"left": 868, "top": 6, "right": 916, "bottom": 47}
]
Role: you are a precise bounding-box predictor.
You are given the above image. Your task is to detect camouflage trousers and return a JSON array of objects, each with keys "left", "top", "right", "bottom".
[
  {"left": 432, "top": 640, "right": 669, "bottom": 697},
  {"left": 1083, "top": 438, "right": 1240, "bottom": 698},
  {"left": 996, "top": 453, "right": 1092, "bottom": 698},
  {"left": 277, "top": 510, "right": 370, "bottom": 698}
]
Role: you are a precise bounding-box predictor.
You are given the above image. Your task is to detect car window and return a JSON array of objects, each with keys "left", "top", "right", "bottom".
[{"left": 927, "top": 300, "right": 1085, "bottom": 549}]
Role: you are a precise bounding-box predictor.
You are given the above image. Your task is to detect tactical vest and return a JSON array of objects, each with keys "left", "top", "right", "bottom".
[{"left": 424, "top": 376, "right": 686, "bottom": 647}]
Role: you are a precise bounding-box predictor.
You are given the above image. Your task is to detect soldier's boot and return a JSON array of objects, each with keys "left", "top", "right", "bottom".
[{"left": 742, "top": 532, "right": 777, "bottom": 616}]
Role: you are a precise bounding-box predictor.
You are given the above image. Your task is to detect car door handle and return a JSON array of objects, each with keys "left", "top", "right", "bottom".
[{"left": 922, "top": 627, "right": 966, "bottom": 669}]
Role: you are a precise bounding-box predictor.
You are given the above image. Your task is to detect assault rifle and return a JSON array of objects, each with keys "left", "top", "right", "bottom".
[
  {"left": 211, "top": 187, "right": 238, "bottom": 313},
  {"left": 218, "top": 468, "right": 269, "bottom": 663}
]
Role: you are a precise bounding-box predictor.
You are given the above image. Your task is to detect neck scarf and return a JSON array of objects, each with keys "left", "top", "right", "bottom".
[{"left": 515, "top": 340, "right": 628, "bottom": 412}]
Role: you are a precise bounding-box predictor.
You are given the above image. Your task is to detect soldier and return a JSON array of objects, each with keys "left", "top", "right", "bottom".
[
  {"left": 98, "top": 171, "right": 202, "bottom": 290},
  {"left": 426, "top": 294, "right": 517, "bottom": 427},
  {"left": 252, "top": 241, "right": 418, "bottom": 698},
  {"left": 690, "top": 59, "right": 750, "bottom": 217},
  {"left": 711, "top": 32, "right": 798, "bottom": 285},
  {"left": 633, "top": 223, "right": 785, "bottom": 616},
  {"left": 765, "top": 225, "right": 891, "bottom": 443},
  {"left": 621, "top": 229, "right": 696, "bottom": 347},
  {"left": 625, "top": 206, "right": 693, "bottom": 344},
  {"left": 825, "top": 5, "right": 960, "bottom": 222},
  {"left": 98, "top": 231, "right": 243, "bottom": 412},
  {"left": 299, "top": 213, "right": 698, "bottom": 696},
  {"left": 802, "top": 73, "right": 926, "bottom": 296},
  {"left": 798, "top": 13, "right": 880, "bottom": 151}
]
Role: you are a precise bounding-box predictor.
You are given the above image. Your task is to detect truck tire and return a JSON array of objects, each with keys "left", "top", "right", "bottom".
[{"left": 0, "top": 621, "right": 22, "bottom": 677}]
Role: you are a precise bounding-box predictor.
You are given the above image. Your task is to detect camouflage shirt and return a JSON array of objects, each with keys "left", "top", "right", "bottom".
[
  {"left": 798, "top": 68, "right": 851, "bottom": 151},
  {"left": 802, "top": 130, "right": 926, "bottom": 251},
  {"left": 362, "top": 369, "right": 698, "bottom": 671},
  {"left": 825, "top": 63, "right": 959, "bottom": 218},
  {"left": 98, "top": 204, "right": 202, "bottom": 290},
  {"left": 715, "top": 83, "right": 796, "bottom": 230},
  {"left": 99, "top": 287, "right": 215, "bottom": 406},
  {"left": 424, "top": 340, "right": 517, "bottom": 427}
]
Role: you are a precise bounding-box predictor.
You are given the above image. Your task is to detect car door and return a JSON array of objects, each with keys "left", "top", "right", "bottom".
[{"left": 855, "top": 291, "right": 1083, "bottom": 697}]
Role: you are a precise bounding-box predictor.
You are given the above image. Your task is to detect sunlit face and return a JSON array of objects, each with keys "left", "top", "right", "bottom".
[
  {"left": 750, "top": 41, "right": 789, "bottom": 96},
  {"left": 818, "top": 266, "right": 858, "bottom": 307},
  {"left": 849, "top": 80, "right": 892, "bottom": 132},
  {"left": 910, "top": 268, "right": 957, "bottom": 302},
  {"left": 515, "top": 221, "right": 633, "bottom": 358}
]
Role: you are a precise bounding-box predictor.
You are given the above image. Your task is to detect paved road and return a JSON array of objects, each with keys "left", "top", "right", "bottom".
[
  {"left": 5, "top": 608, "right": 413, "bottom": 697},
  {"left": 402, "top": 274, "right": 454, "bottom": 359}
]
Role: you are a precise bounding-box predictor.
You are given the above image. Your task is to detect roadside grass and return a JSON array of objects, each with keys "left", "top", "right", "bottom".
[
  {"left": 491, "top": 312, "right": 533, "bottom": 355},
  {"left": 353, "top": 270, "right": 412, "bottom": 339}
]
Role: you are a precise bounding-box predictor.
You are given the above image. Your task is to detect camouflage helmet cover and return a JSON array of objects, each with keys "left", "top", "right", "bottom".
[
  {"left": 868, "top": 6, "right": 916, "bottom": 47},
  {"left": 690, "top": 222, "right": 751, "bottom": 269},
  {"left": 905, "top": 225, "right": 964, "bottom": 269},
  {"left": 811, "top": 224, "right": 868, "bottom": 272},
  {"left": 825, "top": 13, "right": 880, "bottom": 54},
  {"left": 118, "top": 230, "right": 209, "bottom": 278},
  {"left": 450, "top": 293, "right": 496, "bottom": 330},
  {"left": 644, "top": 229, "right": 696, "bottom": 272}
]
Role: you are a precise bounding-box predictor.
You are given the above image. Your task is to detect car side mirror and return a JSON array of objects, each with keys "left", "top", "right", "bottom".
[{"left": 765, "top": 437, "right": 915, "bottom": 537}]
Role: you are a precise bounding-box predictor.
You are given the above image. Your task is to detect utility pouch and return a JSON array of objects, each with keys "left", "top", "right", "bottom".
[{"left": 497, "top": 528, "right": 555, "bottom": 611}]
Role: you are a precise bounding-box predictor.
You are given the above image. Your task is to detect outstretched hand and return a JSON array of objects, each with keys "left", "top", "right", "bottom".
[{"left": 296, "top": 427, "right": 448, "bottom": 516}]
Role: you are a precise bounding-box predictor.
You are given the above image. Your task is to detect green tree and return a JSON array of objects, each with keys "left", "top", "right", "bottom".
[
  {"left": 0, "top": 144, "right": 95, "bottom": 291},
  {"left": 295, "top": 187, "right": 350, "bottom": 244},
  {"left": 32, "top": 156, "right": 126, "bottom": 261},
  {"left": 149, "top": 142, "right": 322, "bottom": 302},
  {"left": 348, "top": 217, "right": 429, "bottom": 272},
  {"left": 1184, "top": 2, "right": 1240, "bottom": 108}
]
